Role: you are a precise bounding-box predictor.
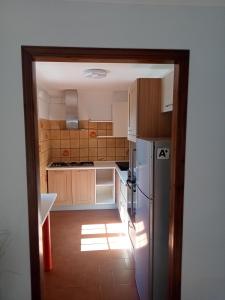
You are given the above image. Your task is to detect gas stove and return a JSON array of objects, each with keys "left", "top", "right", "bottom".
[{"left": 49, "top": 161, "right": 94, "bottom": 168}]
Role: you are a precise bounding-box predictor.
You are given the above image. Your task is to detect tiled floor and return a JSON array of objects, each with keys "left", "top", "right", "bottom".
[{"left": 44, "top": 210, "right": 140, "bottom": 300}]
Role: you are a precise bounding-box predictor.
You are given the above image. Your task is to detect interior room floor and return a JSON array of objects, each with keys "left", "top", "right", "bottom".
[{"left": 44, "top": 210, "right": 140, "bottom": 300}]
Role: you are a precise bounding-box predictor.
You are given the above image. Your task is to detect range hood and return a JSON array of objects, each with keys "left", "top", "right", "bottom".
[{"left": 64, "top": 90, "right": 79, "bottom": 129}]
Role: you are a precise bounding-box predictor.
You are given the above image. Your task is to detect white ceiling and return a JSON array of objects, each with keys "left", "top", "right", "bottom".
[
  {"left": 63, "top": 0, "right": 225, "bottom": 7},
  {"left": 36, "top": 62, "right": 174, "bottom": 92}
]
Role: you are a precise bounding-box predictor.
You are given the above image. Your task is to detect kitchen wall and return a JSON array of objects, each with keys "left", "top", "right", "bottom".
[
  {"left": 37, "top": 89, "right": 51, "bottom": 192},
  {"left": 0, "top": 1, "right": 225, "bottom": 300},
  {"left": 49, "top": 120, "right": 129, "bottom": 161},
  {"left": 46, "top": 90, "right": 128, "bottom": 121},
  {"left": 38, "top": 119, "right": 51, "bottom": 193},
  {"left": 37, "top": 88, "right": 129, "bottom": 164}
]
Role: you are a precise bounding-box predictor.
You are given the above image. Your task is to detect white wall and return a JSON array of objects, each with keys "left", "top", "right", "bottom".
[
  {"left": 37, "top": 88, "right": 50, "bottom": 119},
  {"left": 0, "top": 1, "right": 225, "bottom": 299},
  {"left": 48, "top": 89, "right": 127, "bottom": 120}
]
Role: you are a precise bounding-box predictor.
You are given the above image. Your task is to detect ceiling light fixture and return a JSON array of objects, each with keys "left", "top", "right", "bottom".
[{"left": 84, "top": 68, "right": 108, "bottom": 79}]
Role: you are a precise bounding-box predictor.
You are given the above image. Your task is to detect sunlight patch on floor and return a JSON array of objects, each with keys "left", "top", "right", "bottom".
[{"left": 80, "top": 223, "right": 129, "bottom": 252}]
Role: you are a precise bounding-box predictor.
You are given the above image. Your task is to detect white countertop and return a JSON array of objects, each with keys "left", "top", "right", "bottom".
[
  {"left": 46, "top": 161, "right": 120, "bottom": 171},
  {"left": 46, "top": 161, "right": 128, "bottom": 185},
  {"left": 40, "top": 193, "right": 57, "bottom": 225}
]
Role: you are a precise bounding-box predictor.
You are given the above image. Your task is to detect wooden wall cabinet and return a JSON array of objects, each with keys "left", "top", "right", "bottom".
[
  {"left": 128, "top": 78, "right": 172, "bottom": 141},
  {"left": 48, "top": 170, "right": 72, "bottom": 206},
  {"left": 72, "top": 170, "right": 95, "bottom": 205}
]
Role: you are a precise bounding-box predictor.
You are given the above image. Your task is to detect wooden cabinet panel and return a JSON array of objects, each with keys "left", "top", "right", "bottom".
[
  {"left": 72, "top": 170, "right": 95, "bottom": 205},
  {"left": 48, "top": 171, "right": 72, "bottom": 206},
  {"left": 127, "top": 78, "right": 172, "bottom": 141}
]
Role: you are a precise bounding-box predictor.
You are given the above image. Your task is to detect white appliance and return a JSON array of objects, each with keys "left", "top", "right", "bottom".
[{"left": 135, "top": 138, "right": 171, "bottom": 300}]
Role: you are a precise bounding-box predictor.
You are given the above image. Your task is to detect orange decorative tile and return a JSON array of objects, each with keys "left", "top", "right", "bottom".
[
  {"left": 97, "top": 156, "right": 107, "bottom": 161},
  {"left": 70, "top": 139, "right": 80, "bottom": 148},
  {"left": 89, "top": 156, "right": 97, "bottom": 162},
  {"left": 98, "top": 138, "right": 106, "bottom": 148},
  {"left": 125, "top": 148, "right": 129, "bottom": 156},
  {"left": 116, "top": 138, "right": 125, "bottom": 148},
  {"left": 106, "top": 122, "right": 113, "bottom": 130},
  {"left": 98, "top": 148, "right": 107, "bottom": 157},
  {"left": 80, "top": 139, "right": 89, "bottom": 148},
  {"left": 50, "top": 120, "right": 61, "bottom": 130},
  {"left": 89, "top": 130, "right": 97, "bottom": 138},
  {"left": 51, "top": 149, "right": 60, "bottom": 158},
  {"left": 70, "top": 157, "right": 79, "bottom": 162},
  {"left": 106, "top": 138, "right": 116, "bottom": 148},
  {"left": 80, "top": 130, "right": 89, "bottom": 139},
  {"left": 97, "top": 122, "right": 107, "bottom": 130},
  {"left": 107, "top": 148, "right": 116, "bottom": 156},
  {"left": 50, "top": 140, "right": 60, "bottom": 149},
  {"left": 89, "top": 148, "right": 98, "bottom": 156},
  {"left": 79, "top": 120, "right": 89, "bottom": 129},
  {"left": 98, "top": 129, "right": 107, "bottom": 136},
  {"left": 59, "top": 120, "right": 66, "bottom": 129},
  {"left": 116, "top": 148, "right": 125, "bottom": 157},
  {"left": 88, "top": 121, "right": 98, "bottom": 129},
  {"left": 80, "top": 148, "right": 88, "bottom": 157},
  {"left": 107, "top": 129, "right": 113, "bottom": 136},
  {"left": 125, "top": 139, "right": 129, "bottom": 147},
  {"left": 71, "top": 149, "right": 79, "bottom": 157},
  {"left": 50, "top": 130, "right": 60, "bottom": 140},
  {"left": 107, "top": 156, "right": 115, "bottom": 161},
  {"left": 60, "top": 130, "right": 70, "bottom": 140},
  {"left": 61, "top": 148, "right": 70, "bottom": 157},
  {"left": 70, "top": 130, "right": 79, "bottom": 139},
  {"left": 60, "top": 139, "right": 70, "bottom": 148},
  {"left": 116, "top": 156, "right": 125, "bottom": 161},
  {"left": 89, "top": 138, "right": 97, "bottom": 148}
]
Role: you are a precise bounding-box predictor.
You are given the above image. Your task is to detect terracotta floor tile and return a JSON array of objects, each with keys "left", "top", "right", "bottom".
[{"left": 44, "top": 210, "right": 139, "bottom": 300}]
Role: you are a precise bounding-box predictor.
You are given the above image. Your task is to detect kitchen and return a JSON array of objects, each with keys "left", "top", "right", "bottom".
[{"left": 37, "top": 62, "right": 174, "bottom": 300}]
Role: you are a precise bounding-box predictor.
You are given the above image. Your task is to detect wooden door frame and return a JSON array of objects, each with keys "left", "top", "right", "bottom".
[{"left": 21, "top": 46, "right": 189, "bottom": 300}]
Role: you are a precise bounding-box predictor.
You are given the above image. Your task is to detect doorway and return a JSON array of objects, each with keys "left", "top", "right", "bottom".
[{"left": 21, "top": 46, "right": 189, "bottom": 300}]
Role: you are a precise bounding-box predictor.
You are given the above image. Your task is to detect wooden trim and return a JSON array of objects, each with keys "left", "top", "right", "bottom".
[
  {"left": 21, "top": 48, "right": 43, "bottom": 300},
  {"left": 21, "top": 46, "right": 189, "bottom": 300}
]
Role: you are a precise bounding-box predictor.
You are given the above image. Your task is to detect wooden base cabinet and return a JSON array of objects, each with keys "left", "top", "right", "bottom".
[
  {"left": 48, "top": 170, "right": 72, "bottom": 206},
  {"left": 72, "top": 170, "right": 95, "bottom": 205},
  {"left": 48, "top": 169, "right": 95, "bottom": 206}
]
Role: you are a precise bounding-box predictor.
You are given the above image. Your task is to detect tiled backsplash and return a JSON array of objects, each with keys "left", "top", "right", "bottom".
[
  {"left": 38, "top": 119, "right": 129, "bottom": 193},
  {"left": 38, "top": 119, "right": 129, "bottom": 192},
  {"left": 38, "top": 119, "right": 51, "bottom": 193},
  {"left": 48, "top": 120, "right": 129, "bottom": 162}
]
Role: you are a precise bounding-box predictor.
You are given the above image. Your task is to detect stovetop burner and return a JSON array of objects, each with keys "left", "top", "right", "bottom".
[{"left": 49, "top": 161, "right": 94, "bottom": 168}]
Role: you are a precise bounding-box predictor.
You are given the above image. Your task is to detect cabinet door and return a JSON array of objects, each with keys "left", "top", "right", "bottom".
[
  {"left": 48, "top": 171, "right": 72, "bottom": 206},
  {"left": 112, "top": 102, "right": 128, "bottom": 137},
  {"left": 72, "top": 170, "right": 95, "bottom": 205},
  {"left": 128, "top": 81, "right": 137, "bottom": 141}
]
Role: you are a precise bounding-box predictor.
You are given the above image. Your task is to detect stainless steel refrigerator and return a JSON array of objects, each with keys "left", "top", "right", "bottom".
[{"left": 135, "top": 138, "right": 171, "bottom": 300}]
